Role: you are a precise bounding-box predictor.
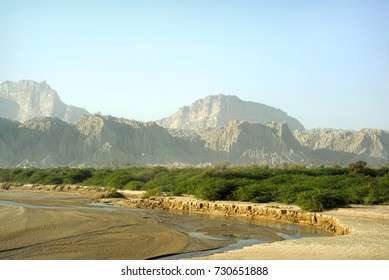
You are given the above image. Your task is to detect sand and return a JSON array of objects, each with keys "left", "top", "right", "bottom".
[
  {"left": 0, "top": 189, "right": 288, "bottom": 260},
  {"left": 193, "top": 204, "right": 389, "bottom": 260},
  {"left": 1, "top": 187, "right": 388, "bottom": 260},
  {"left": 0, "top": 190, "right": 187, "bottom": 260},
  {"left": 113, "top": 191, "right": 389, "bottom": 260}
]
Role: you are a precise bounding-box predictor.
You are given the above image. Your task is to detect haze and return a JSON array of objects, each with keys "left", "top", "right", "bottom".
[{"left": 1, "top": 0, "right": 388, "bottom": 130}]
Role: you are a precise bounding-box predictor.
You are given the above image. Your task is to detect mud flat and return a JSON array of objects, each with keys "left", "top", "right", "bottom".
[
  {"left": 0, "top": 187, "right": 323, "bottom": 260},
  {"left": 3, "top": 186, "right": 386, "bottom": 260},
  {"left": 106, "top": 191, "right": 389, "bottom": 260},
  {"left": 193, "top": 204, "right": 389, "bottom": 260},
  {"left": 0, "top": 190, "right": 188, "bottom": 259}
]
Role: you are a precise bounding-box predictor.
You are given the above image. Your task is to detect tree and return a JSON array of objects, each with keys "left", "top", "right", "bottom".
[{"left": 348, "top": 160, "right": 367, "bottom": 174}]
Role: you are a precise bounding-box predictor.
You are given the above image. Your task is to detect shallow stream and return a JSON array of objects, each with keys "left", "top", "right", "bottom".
[{"left": 0, "top": 191, "right": 329, "bottom": 259}]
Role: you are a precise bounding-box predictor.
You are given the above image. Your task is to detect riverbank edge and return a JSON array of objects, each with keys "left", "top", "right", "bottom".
[
  {"left": 104, "top": 195, "right": 350, "bottom": 236},
  {"left": 1, "top": 183, "right": 350, "bottom": 236}
]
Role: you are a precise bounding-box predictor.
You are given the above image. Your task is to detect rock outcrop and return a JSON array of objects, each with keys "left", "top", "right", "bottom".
[
  {"left": 0, "top": 115, "right": 200, "bottom": 167},
  {"left": 107, "top": 196, "right": 350, "bottom": 236},
  {"left": 196, "top": 121, "right": 310, "bottom": 165},
  {"left": 0, "top": 80, "right": 89, "bottom": 123},
  {"left": 0, "top": 115, "right": 386, "bottom": 167},
  {"left": 0, "top": 81, "right": 387, "bottom": 167},
  {"left": 157, "top": 94, "right": 305, "bottom": 131},
  {"left": 295, "top": 128, "right": 389, "bottom": 162}
]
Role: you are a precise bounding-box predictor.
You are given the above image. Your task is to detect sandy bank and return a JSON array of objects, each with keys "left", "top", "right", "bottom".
[
  {"left": 106, "top": 191, "right": 350, "bottom": 235},
  {"left": 0, "top": 190, "right": 187, "bottom": 260},
  {"left": 2, "top": 185, "right": 388, "bottom": 259},
  {"left": 193, "top": 205, "right": 389, "bottom": 260},
  {"left": 105, "top": 191, "right": 389, "bottom": 260}
]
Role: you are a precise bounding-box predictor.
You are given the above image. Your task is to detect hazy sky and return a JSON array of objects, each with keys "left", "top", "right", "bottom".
[{"left": 1, "top": 0, "right": 388, "bottom": 130}]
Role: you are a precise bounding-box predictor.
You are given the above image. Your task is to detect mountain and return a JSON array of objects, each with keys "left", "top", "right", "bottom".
[
  {"left": 294, "top": 128, "right": 389, "bottom": 162},
  {"left": 1, "top": 115, "right": 385, "bottom": 167},
  {"left": 0, "top": 80, "right": 387, "bottom": 167},
  {"left": 75, "top": 115, "right": 197, "bottom": 165},
  {"left": 0, "top": 80, "right": 89, "bottom": 123},
  {"left": 156, "top": 94, "right": 305, "bottom": 131},
  {"left": 196, "top": 121, "right": 310, "bottom": 165},
  {"left": 0, "top": 115, "right": 201, "bottom": 167}
]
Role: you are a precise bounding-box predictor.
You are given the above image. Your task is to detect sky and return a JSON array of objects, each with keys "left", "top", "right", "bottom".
[{"left": 1, "top": 0, "right": 388, "bottom": 130}]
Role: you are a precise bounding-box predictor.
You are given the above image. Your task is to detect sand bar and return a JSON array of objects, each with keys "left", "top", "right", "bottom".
[
  {"left": 193, "top": 205, "right": 389, "bottom": 259},
  {"left": 1, "top": 186, "right": 388, "bottom": 260},
  {"left": 107, "top": 191, "right": 389, "bottom": 260},
  {"left": 0, "top": 190, "right": 188, "bottom": 259},
  {"left": 1, "top": 188, "right": 297, "bottom": 260}
]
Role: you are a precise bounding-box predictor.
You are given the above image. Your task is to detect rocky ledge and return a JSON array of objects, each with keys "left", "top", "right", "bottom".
[
  {"left": 105, "top": 195, "right": 351, "bottom": 236},
  {"left": 1, "top": 183, "right": 350, "bottom": 236}
]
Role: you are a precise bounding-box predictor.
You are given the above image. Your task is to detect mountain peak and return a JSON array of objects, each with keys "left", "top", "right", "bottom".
[
  {"left": 0, "top": 80, "right": 89, "bottom": 123},
  {"left": 157, "top": 94, "right": 305, "bottom": 131}
]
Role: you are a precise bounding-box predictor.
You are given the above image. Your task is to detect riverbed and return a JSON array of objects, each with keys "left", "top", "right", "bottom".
[{"left": 0, "top": 190, "right": 327, "bottom": 260}]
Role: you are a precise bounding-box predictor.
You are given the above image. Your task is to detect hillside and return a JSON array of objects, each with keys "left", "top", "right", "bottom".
[
  {"left": 294, "top": 128, "right": 389, "bottom": 162},
  {"left": 0, "top": 80, "right": 89, "bottom": 123},
  {"left": 0, "top": 80, "right": 387, "bottom": 167},
  {"left": 156, "top": 94, "right": 305, "bottom": 131},
  {"left": 0, "top": 115, "right": 385, "bottom": 167}
]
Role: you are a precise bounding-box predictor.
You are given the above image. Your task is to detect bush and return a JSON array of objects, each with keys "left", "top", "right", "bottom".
[
  {"left": 365, "top": 176, "right": 389, "bottom": 204},
  {"left": 232, "top": 183, "right": 275, "bottom": 203},
  {"left": 194, "top": 178, "right": 241, "bottom": 201},
  {"left": 83, "top": 168, "right": 113, "bottom": 186},
  {"left": 143, "top": 186, "right": 165, "bottom": 198},
  {"left": 64, "top": 168, "right": 93, "bottom": 184},
  {"left": 296, "top": 189, "right": 349, "bottom": 211},
  {"left": 104, "top": 188, "right": 125, "bottom": 198}
]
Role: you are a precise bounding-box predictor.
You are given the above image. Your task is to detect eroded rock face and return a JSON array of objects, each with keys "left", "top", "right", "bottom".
[
  {"left": 294, "top": 128, "right": 389, "bottom": 161},
  {"left": 0, "top": 115, "right": 200, "bottom": 167},
  {"left": 0, "top": 80, "right": 89, "bottom": 123},
  {"left": 0, "top": 115, "right": 386, "bottom": 167},
  {"left": 75, "top": 115, "right": 197, "bottom": 165},
  {"left": 196, "top": 121, "right": 310, "bottom": 165},
  {"left": 0, "top": 81, "right": 387, "bottom": 167},
  {"left": 157, "top": 94, "right": 305, "bottom": 131},
  {"left": 109, "top": 196, "right": 350, "bottom": 236}
]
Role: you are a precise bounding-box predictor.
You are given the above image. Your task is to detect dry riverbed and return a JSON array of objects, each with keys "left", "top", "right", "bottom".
[{"left": 1, "top": 186, "right": 388, "bottom": 260}]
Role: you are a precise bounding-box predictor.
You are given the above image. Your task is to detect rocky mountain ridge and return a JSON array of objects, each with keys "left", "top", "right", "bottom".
[
  {"left": 156, "top": 94, "right": 305, "bottom": 131},
  {"left": 0, "top": 115, "right": 386, "bottom": 167},
  {"left": 0, "top": 80, "right": 89, "bottom": 123},
  {"left": 0, "top": 80, "right": 388, "bottom": 167},
  {"left": 294, "top": 128, "right": 389, "bottom": 163}
]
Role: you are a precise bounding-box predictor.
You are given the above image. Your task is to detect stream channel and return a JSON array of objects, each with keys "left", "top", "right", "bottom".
[{"left": 0, "top": 191, "right": 329, "bottom": 259}]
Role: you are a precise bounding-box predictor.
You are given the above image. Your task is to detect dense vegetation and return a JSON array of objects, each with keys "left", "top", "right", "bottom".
[{"left": 1, "top": 161, "right": 388, "bottom": 211}]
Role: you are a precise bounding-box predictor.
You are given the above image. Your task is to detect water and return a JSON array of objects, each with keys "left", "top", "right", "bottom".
[{"left": 0, "top": 195, "right": 329, "bottom": 259}]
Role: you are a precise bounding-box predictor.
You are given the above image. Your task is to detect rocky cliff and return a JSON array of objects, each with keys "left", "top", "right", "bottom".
[
  {"left": 0, "top": 115, "right": 386, "bottom": 167},
  {"left": 156, "top": 94, "right": 305, "bottom": 131},
  {"left": 295, "top": 128, "right": 389, "bottom": 162},
  {"left": 0, "top": 80, "right": 388, "bottom": 167},
  {"left": 194, "top": 121, "right": 310, "bottom": 165},
  {"left": 0, "top": 115, "right": 200, "bottom": 167},
  {"left": 0, "top": 80, "right": 89, "bottom": 123}
]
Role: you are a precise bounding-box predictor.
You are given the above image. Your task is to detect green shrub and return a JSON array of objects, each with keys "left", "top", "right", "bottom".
[
  {"left": 143, "top": 186, "right": 165, "bottom": 198},
  {"left": 365, "top": 176, "right": 389, "bottom": 204},
  {"left": 232, "top": 183, "right": 275, "bottom": 203},
  {"left": 104, "top": 188, "right": 125, "bottom": 198},
  {"left": 124, "top": 181, "right": 145, "bottom": 190},
  {"left": 296, "top": 189, "right": 349, "bottom": 211},
  {"left": 194, "top": 178, "right": 241, "bottom": 201},
  {"left": 64, "top": 168, "right": 93, "bottom": 184},
  {"left": 83, "top": 168, "right": 113, "bottom": 186}
]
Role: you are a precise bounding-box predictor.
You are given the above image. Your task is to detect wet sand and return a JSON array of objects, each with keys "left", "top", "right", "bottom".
[
  {"left": 1, "top": 189, "right": 306, "bottom": 260},
  {"left": 0, "top": 190, "right": 188, "bottom": 259},
  {"left": 194, "top": 204, "right": 389, "bottom": 260},
  {"left": 3, "top": 187, "right": 381, "bottom": 260}
]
